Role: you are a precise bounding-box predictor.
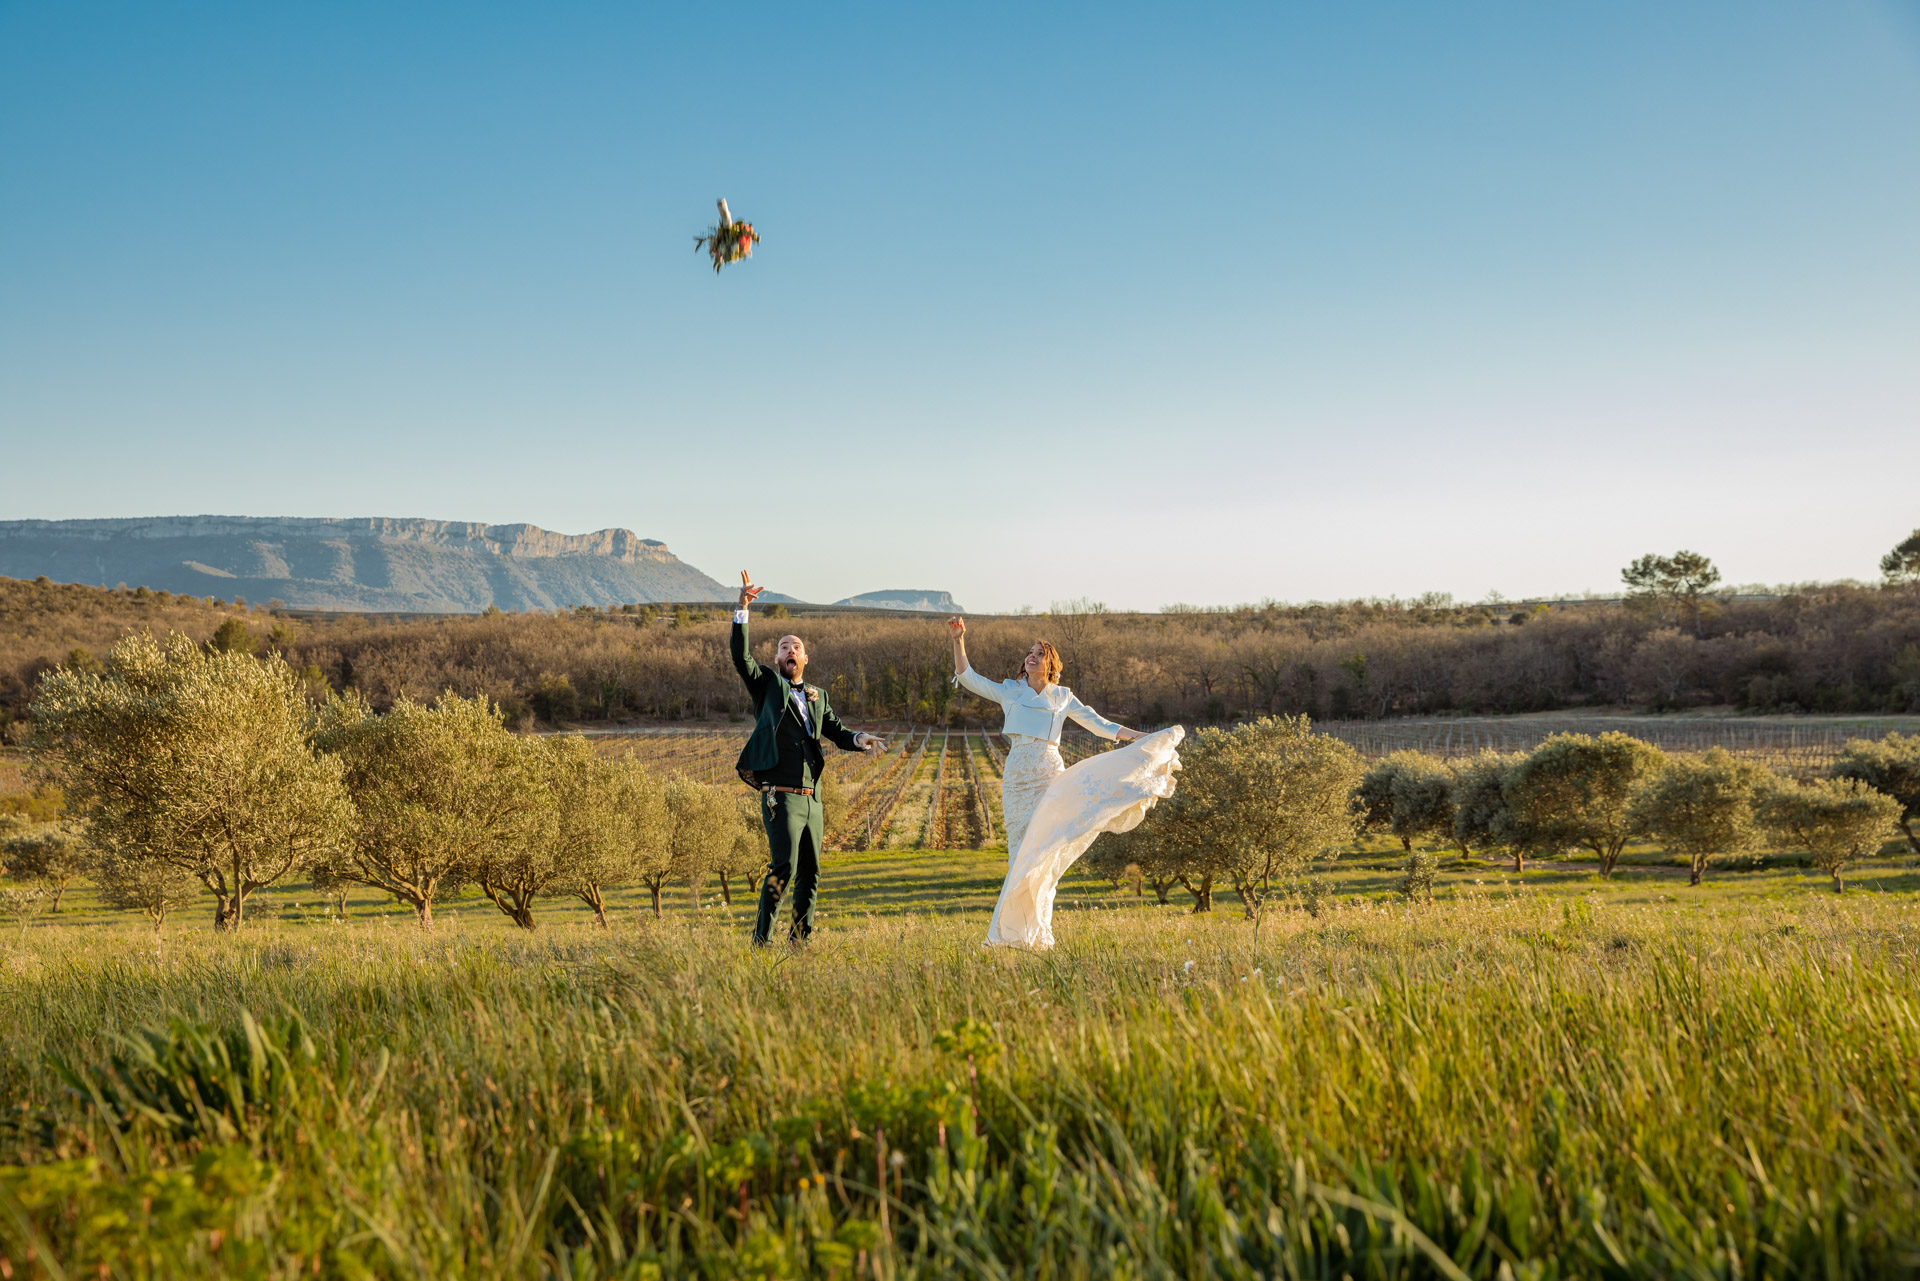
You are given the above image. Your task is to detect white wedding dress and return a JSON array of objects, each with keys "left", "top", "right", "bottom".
[{"left": 955, "top": 666, "right": 1182, "bottom": 950}]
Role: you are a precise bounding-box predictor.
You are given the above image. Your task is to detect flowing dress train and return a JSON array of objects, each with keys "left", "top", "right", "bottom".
[{"left": 985, "top": 726, "right": 1183, "bottom": 950}]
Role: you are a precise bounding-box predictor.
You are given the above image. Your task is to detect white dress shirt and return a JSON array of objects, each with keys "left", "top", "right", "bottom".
[{"left": 952, "top": 666, "right": 1124, "bottom": 743}]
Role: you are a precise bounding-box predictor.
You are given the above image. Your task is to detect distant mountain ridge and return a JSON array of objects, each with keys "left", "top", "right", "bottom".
[
  {"left": 0, "top": 516, "right": 732, "bottom": 612},
  {"left": 833, "top": 589, "right": 965, "bottom": 614}
]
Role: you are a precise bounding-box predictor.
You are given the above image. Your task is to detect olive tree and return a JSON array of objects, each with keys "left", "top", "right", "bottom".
[
  {"left": 2, "top": 822, "right": 86, "bottom": 912},
  {"left": 1626, "top": 748, "right": 1765, "bottom": 886},
  {"left": 1162, "top": 716, "right": 1363, "bottom": 919},
  {"left": 658, "top": 778, "right": 736, "bottom": 913},
  {"left": 0, "top": 883, "right": 47, "bottom": 937},
  {"left": 1759, "top": 777, "right": 1902, "bottom": 893},
  {"left": 1154, "top": 725, "right": 1231, "bottom": 912},
  {"left": 618, "top": 762, "right": 676, "bottom": 915},
  {"left": 1502, "top": 733, "right": 1667, "bottom": 878},
  {"left": 31, "top": 632, "right": 352, "bottom": 930},
  {"left": 1356, "top": 755, "right": 1413, "bottom": 851},
  {"left": 548, "top": 742, "right": 665, "bottom": 928},
  {"left": 0, "top": 816, "right": 21, "bottom": 868},
  {"left": 712, "top": 791, "right": 769, "bottom": 906},
  {"left": 1451, "top": 752, "right": 1524, "bottom": 872},
  {"left": 1078, "top": 824, "right": 1134, "bottom": 893},
  {"left": 306, "top": 858, "right": 354, "bottom": 920},
  {"left": 1828, "top": 734, "right": 1920, "bottom": 853},
  {"left": 465, "top": 737, "right": 571, "bottom": 931},
  {"left": 89, "top": 839, "right": 201, "bottom": 931},
  {"left": 1357, "top": 750, "right": 1457, "bottom": 893},
  {"left": 1388, "top": 753, "right": 1461, "bottom": 855},
  {"left": 1085, "top": 820, "right": 1184, "bottom": 905},
  {"left": 315, "top": 692, "right": 539, "bottom": 928}
]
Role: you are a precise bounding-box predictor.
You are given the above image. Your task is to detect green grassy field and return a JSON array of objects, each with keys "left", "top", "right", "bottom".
[{"left": 3, "top": 850, "right": 1920, "bottom": 1278}]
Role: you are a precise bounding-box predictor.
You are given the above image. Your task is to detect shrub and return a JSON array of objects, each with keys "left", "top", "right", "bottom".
[
  {"left": 1501, "top": 733, "right": 1666, "bottom": 878},
  {"left": 1828, "top": 733, "right": 1920, "bottom": 853},
  {"left": 1158, "top": 715, "right": 1363, "bottom": 919},
  {"left": 1758, "top": 776, "right": 1903, "bottom": 893},
  {"left": 31, "top": 633, "right": 352, "bottom": 930},
  {"left": 1399, "top": 849, "right": 1438, "bottom": 903},
  {"left": 1627, "top": 748, "right": 1766, "bottom": 887}
]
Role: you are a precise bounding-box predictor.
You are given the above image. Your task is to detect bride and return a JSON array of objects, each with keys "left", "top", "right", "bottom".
[{"left": 947, "top": 617, "right": 1182, "bottom": 950}]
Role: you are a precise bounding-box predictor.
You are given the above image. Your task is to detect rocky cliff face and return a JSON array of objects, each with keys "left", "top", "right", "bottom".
[
  {"left": 0, "top": 516, "right": 732, "bottom": 612},
  {"left": 833, "top": 589, "right": 966, "bottom": 614}
]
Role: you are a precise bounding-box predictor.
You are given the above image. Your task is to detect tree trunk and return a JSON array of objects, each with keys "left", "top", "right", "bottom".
[
  {"left": 581, "top": 884, "right": 610, "bottom": 928},
  {"left": 717, "top": 872, "right": 733, "bottom": 906},
  {"left": 1400, "top": 835, "right": 1412, "bottom": 853},
  {"left": 49, "top": 880, "right": 66, "bottom": 913},
  {"left": 509, "top": 885, "right": 537, "bottom": 929},
  {"left": 214, "top": 893, "right": 240, "bottom": 930},
  {"left": 1511, "top": 850, "right": 1523, "bottom": 874},
  {"left": 748, "top": 872, "right": 764, "bottom": 893},
  {"left": 479, "top": 880, "right": 537, "bottom": 930},
  {"left": 1149, "top": 877, "right": 1174, "bottom": 905},
  {"left": 648, "top": 879, "right": 663, "bottom": 915},
  {"left": 1689, "top": 857, "right": 1704, "bottom": 887},
  {"left": 1234, "top": 880, "right": 1262, "bottom": 921},
  {"left": 412, "top": 898, "right": 434, "bottom": 929},
  {"left": 1833, "top": 871, "right": 1845, "bottom": 894},
  {"left": 334, "top": 889, "right": 349, "bottom": 919},
  {"left": 1902, "top": 817, "right": 1917, "bottom": 855},
  {"left": 1180, "top": 874, "right": 1214, "bottom": 913}
]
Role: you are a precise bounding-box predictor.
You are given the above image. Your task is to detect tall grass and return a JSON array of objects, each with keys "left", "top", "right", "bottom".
[{"left": 2, "top": 889, "right": 1919, "bottom": 1277}]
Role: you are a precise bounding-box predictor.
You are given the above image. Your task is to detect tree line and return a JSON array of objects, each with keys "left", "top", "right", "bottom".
[
  {"left": 9, "top": 633, "right": 773, "bottom": 931},
  {"left": 1084, "top": 718, "right": 1918, "bottom": 914},
  {"left": 9, "top": 628, "right": 1917, "bottom": 933},
  {"left": 269, "top": 570, "right": 1920, "bottom": 726},
  {"left": 4, "top": 541, "right": 1920, "bottom": 741}
]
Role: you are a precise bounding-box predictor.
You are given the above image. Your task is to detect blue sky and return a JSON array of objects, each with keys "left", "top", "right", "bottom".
[{"left": 2, "top": 1, "right": 1917, "bottom": 611}]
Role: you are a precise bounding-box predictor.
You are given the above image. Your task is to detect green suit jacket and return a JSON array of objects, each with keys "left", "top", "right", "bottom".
[{"left": 732, "top": 614, "right": 862, "bottom": 785}]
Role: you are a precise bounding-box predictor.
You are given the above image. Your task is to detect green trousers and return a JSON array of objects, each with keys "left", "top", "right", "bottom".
[{"left": 753, "top": 790, "right": 823, "bottom": 945}]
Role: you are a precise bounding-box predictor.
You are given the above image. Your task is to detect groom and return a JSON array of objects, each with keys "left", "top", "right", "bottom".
[{"left": 730, "top": 572, "right": 885, "bottom": 945}]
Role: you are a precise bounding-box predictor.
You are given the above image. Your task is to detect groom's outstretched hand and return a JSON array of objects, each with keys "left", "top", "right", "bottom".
[
  {"left": 855, "top": 732, "right": 887, "bottom": 752},
  {"left": 737, "top": 570, "right": 764, "bottom": 611}
]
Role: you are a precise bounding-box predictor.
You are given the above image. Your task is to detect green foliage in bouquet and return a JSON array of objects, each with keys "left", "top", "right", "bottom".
[{"left": 695, "top": 197, "right": 759, "bottom": 273}]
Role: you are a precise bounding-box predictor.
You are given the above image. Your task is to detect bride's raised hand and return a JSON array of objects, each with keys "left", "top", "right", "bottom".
[{"left": 946, "top": 616, "right": 966, "bottom": 638}]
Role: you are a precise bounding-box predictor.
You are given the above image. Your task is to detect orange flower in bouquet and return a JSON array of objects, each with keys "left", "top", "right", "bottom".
[{"left": 695, "top": 198, "right": 759, "bottom": 273}]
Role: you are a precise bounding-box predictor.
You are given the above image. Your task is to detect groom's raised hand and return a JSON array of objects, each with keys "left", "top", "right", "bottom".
[{"left": 737, "top": 570, "right": 764, "bottom": 612}]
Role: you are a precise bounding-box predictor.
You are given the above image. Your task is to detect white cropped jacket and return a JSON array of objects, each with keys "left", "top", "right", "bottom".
[{"left": 952, "top": 666, "right": 1125, "bottom": 743}]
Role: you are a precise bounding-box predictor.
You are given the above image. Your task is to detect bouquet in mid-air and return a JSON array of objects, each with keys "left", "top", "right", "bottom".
[{"left": 695, "top": 198, "right": 758, "bottom": 273}]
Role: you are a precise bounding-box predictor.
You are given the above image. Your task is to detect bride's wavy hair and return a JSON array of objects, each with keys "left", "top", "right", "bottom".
[{"left": 1020, "top": 640, "right": 1063, "bottom": 685}]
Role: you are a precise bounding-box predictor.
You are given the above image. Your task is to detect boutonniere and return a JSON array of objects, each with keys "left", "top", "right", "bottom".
[{"left": 807, "top": 689, "right": 819, "bottom": 702}]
